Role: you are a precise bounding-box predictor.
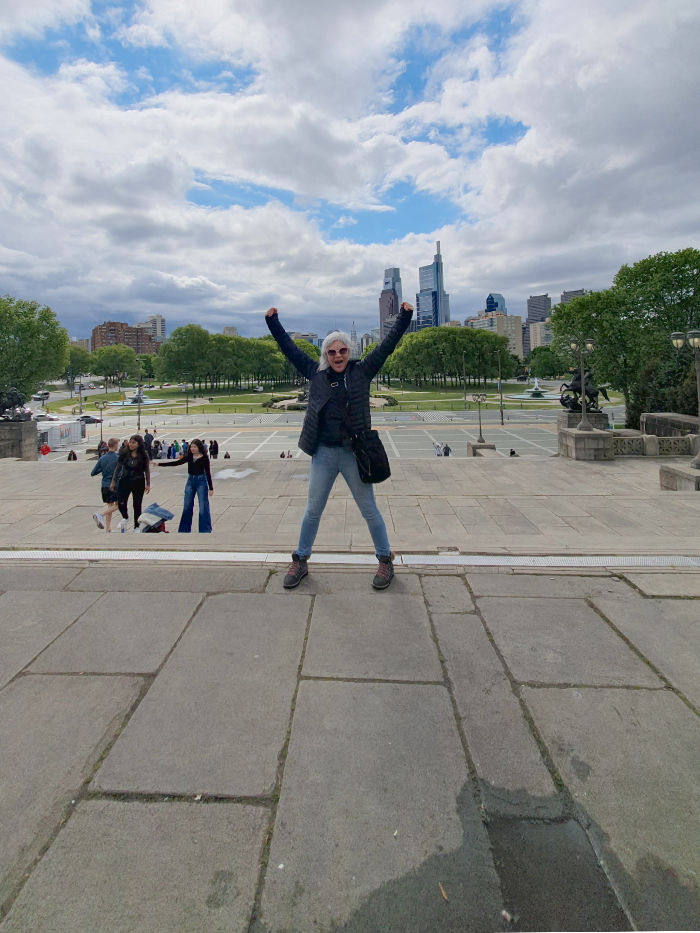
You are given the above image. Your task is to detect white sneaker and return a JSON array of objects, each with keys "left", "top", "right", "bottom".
[
  {"left": 117, "top": 518, "right": 129, "bottom": 533},
  {"left": 93, "top": 512, "right": 105, "bottom": 529}
]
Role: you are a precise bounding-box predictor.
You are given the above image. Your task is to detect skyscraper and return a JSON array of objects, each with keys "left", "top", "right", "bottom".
[
  {"left": 416, "top": 241, "right": 450, "bottom": 329},
  {"left": 379, "top": 267, "right": 403, "bottom": 340},
  {"left": 523, "top": 293, "right": 551, "bottom": 357},
  {"left": 560, "top": 289, "right": 586, "bottom": 304},
  {"left": 486, "top": 293, "right": 507, "bottom": 315},
  {"left": 136, "top": 314, "right": 166, "bottom": 344}
]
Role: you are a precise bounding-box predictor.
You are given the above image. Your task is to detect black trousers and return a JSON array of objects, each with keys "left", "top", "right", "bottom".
[{"left": 117, "top": 477, "right": 146, "bottom": 527}]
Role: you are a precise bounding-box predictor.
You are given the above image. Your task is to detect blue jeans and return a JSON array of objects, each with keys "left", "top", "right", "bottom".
[
  {"left": 297, "top": 444, "right": 390, "bottom": 559},
  {"left": 179, "top": 474, "right": 212, "bottom": 533}
]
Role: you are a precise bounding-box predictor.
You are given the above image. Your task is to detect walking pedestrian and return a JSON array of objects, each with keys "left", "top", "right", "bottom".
[
  {"left": 143, "top": 428, "right": 154, "bottom": 459},
  {"left": 154, "top": 438, "right": 213, "bottom": 532},
  {"left": 265, "top": 301, "right": 413, "bottom": 590},
  {"left": 90, "top": 437, "right": 120, "bottom": 532},
  {"left": 67, "top": 449, "right": 77, "bottom": 461},
  {"left": 110, "top": 434, "right": 151, "bottom": 531},
  {"left": 442, "top": 443, "right": 451, "bottom": 457},
  {"left": 209, "top": 439, "right": 219, "bottom": 459}
]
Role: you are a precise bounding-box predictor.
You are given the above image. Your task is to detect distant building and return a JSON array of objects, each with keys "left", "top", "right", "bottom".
[
  {"left": 416, "top": 241, "right": 450, "bottom": 329},
  {"left": 69, "top": 337, "right": 90, "bottom": 351},
  {"left": 560, "top": 289, "right": 586, "bottom": 304},
  {"left": 135, "top": 314, "right": 166, "bottom": 344},
  {"left": 379, "top": 267, "right": 402, "bottom": 340},
  {"left": 485, "top": 293, "right": 507, "bottom": 315},
  {"left": 290, "top": 331, "right": 321, "bottom": 348},
  {"left": 522, "top": 293, "right": 551, "bottom": 357},
  {"left": 442, "top": 320, "right": 462, "bottom": 327},
  {"left": 529, "top": 320, "right": 553, "bottom": 349},
  {"left": 222, "top": 325, "right": 239, "bottom": 336},
  {"left": 370, "top": 327, "right": 380, "bottom": 345},
  {"left": 360, "top": 333, "right": 373, "bottom": 352},
  {"left": 91, "top": 321, "right": 159, "bottom": 354},
  {"left": 465, "top": 312, "right": 523, "bottom": 359}
]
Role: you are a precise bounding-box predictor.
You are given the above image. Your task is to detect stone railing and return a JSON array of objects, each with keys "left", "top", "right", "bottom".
[
  {"left": 611, "top": 434, "right": 694, "bottom": 457},
  {"left": 612, "top": 436, "right": 644, "bottom": 456}
]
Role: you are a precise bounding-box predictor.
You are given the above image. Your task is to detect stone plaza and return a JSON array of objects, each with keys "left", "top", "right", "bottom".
[{"left": 0, "top": 438, "right": 698, "bottom": 931}]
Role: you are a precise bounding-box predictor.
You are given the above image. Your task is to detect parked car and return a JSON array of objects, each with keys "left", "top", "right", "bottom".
[
  {"left": 144, "top": 383, "right": 155, "bottom": 389},
  {"left": 77, "top": 415, "right": 103, "bottom": 424},
  {"left": 32, "top": 391, "right": 50, "bottom": 401}
]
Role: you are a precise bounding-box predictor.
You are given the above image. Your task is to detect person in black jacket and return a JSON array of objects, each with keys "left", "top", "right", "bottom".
[
  {"left": 110, "top": 434, "right": 151, "bottom": 531},
  {"left": 154, "top": 438, "right": 213, "bottom": 532},
  {"left": 265, "top": 302, "right": 413, "bottom": 590}
]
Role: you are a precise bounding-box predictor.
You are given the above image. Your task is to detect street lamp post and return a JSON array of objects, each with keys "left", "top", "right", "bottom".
[
  {"left": 472, "top": 393, "right": 486, "bottom": 444},
  {"left": 670, "top": 330, "right": 700, "bottom": 469},
  {"left": 94, "top": 400, "right": 108, "bottom": 446},
  {"left": 497, "top": 351, "right": 504, "bottom": 426},
  {"left": 462, "top": 350, "right": 467, "bottom": 409},
  {"left": 569, "top": 337, "right": 595, "bottom": 431}
]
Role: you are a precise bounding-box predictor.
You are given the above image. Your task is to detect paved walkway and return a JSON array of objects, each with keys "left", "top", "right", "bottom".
[{"left": 0, "top": 454, "right": 698, "bottom": 931}]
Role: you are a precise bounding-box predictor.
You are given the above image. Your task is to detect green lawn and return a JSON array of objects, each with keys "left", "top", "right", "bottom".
[{"left": 46, "top": 380, "right": 623, "bottom": 416}]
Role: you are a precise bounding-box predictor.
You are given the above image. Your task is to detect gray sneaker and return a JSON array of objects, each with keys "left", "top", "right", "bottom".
[
  {"left": 284, "top": 553, "right": 308, "bottom": 589},
  {"left": 372, "top": 553, "right": 395, "bottom": 590}
]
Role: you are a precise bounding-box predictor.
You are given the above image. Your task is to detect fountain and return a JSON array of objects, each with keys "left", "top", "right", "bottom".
[{"left": 505, "top": 377, "right": 561, "bottom": 401}]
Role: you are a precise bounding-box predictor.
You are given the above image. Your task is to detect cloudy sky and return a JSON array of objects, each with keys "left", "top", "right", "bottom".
[{"left": 1, "top": 0, "right": 698, "bottom": 340}]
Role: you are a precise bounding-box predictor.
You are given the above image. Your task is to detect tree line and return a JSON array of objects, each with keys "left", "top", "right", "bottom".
[{"left": 3, "top": 246, "right": 698, "bottom": 423}]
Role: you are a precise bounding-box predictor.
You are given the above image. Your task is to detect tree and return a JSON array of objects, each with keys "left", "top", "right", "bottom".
[
  {"left": 64, "top": 345, "right": 93, "bottom": 388},
  {"left": 528, "top": 346, "right": 564, "bottom": 379},
  {"left": 551, "top": 248, "right": 700, "bottom": 426},
  {"left": 136, "top": 354, "right": 156, "bottom": 380},
  {"left": 154, "top": 325, "right": 210, "bottom": 389},
  {"left": 0, "top": 295, "right": 68, "bottom": 397},
  {"left": 92, "top": 344, "right": 138, "bottom": 388}
]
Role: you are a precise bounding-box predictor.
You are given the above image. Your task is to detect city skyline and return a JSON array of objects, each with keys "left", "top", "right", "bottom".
[{"left": 1, "top": 1, "right": 698, "bottom": 339}]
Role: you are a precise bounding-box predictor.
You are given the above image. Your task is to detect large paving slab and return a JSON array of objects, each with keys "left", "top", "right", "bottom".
[
  {"left": 28, "top": 590, "right": 203, "bottom": 674},
  {"left": 433, "top": 612, "right": 561, "bottom": 818},
  {"left": 592, "top": 596, "right": 700, "bottom": 708},
  {"left": 0, "top": 675, "right": 144, "bottom": 904},
  {"left": 0, "top": 590, "right": 102, "bottom": 688},
  {"left": 420, "top": 575, "right": 475, "bottom": 613},
  {"left": 93, "top": 594, "right": 309, "bottom": 796},
  {"left": 621, "top": 571, "right": 700, "bottom": 597},
  {"left": 67, "top": 563, "right": 269, "bottom": 592},
  {"left": 466, "top": 572, "right": 636, "bottom": 598},
  {"left": 258, "top": 681, "right": 503, "bottom": 932},
  {"left": 302, "top": 593, "right": 442, "bottom": 681},
  {"left": 522, "top": 687, "right": 700, "bottom": 930},
  {"left": 487, "top": 818, "right": 631, "bottom": 930},
  {"left": 477, "top": 596, "right": 664, "bottom": 686},
  {"left": 0, "top": 800, "right": 267, "bottom": 933}
]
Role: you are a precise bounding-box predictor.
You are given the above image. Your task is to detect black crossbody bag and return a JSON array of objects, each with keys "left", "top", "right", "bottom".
[{"left": 351, "top": 429, "right": 391, "bottom": 484}]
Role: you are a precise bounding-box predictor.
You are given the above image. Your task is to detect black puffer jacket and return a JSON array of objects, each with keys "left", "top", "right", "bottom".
[{"left": 266, "top": 308, "right": 413, "bottom": 456}]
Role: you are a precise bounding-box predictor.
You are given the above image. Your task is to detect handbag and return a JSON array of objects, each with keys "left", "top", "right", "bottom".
[{"left": 351, "top": 429, "right": 391, "bottom": 484}]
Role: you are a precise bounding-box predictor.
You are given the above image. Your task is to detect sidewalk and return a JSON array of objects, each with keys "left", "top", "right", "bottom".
[{"left": 0, "top": 457, "right": 698, "bottom": 931}]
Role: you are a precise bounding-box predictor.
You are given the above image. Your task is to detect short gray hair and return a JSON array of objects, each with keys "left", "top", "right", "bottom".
[{"left": 318, "top": 331, "right": 351, "bottom": 371}]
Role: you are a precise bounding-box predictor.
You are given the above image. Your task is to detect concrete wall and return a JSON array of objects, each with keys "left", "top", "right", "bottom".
[
  {"left": 0, "top": 421, "right": 38, "bottom": 460},
  {"left": 640, "top": 412, "right": 699, "bottom": 436}
]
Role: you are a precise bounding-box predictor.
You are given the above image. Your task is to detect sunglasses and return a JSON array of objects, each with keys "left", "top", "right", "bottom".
[{"left": 327, "top": 348, "right": 348, "bottom": 357}]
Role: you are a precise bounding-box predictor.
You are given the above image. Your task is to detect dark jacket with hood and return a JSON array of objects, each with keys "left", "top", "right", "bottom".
[{"left": 266, "top": 307, "right": 413, "bottom": 456}]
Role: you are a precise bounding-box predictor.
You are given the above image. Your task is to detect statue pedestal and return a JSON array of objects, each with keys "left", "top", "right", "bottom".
[
  {"left": 558, "top": 427, "right": 613, "bottom": 461},
  {"left": 558, "top": 411, "right": 610, "bottom": 431},
  {"left": 0, "top": 421, "right": 38, "bottom": 460}
]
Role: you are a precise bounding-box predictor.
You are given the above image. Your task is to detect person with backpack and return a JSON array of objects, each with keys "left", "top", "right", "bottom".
[
  {"left": 265, "top": 301, "right": 413, "bottom": 590},
  {"left": 91, "top": 437, "right": 120, "bottom": 532}
]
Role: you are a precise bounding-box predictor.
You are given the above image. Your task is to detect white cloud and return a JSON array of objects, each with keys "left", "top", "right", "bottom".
[
  {"left": 0, "top": 0, "right": 92, "bottom": 40},
  {"left": 0, "top": 0, "right": 698, "bottom": 337}
]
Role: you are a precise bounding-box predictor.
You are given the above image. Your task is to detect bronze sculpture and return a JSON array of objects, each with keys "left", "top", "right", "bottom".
[{"left": 559, "top": 370, "right": 609, "bottom": 413}]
